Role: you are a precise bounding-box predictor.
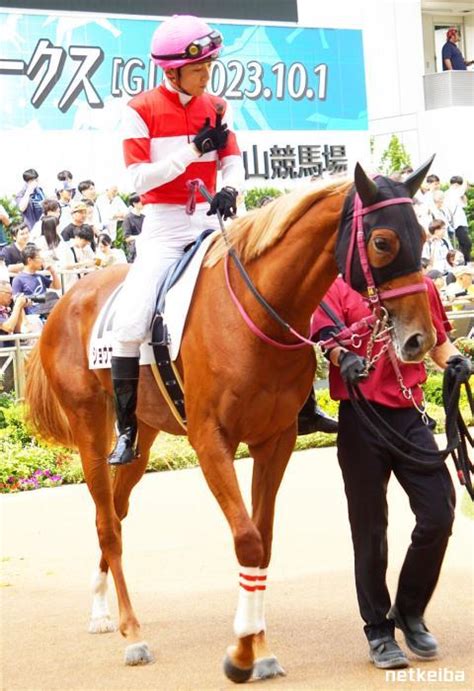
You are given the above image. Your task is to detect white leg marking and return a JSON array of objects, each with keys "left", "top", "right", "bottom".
[
  {"left": 233, "top": 567, "right": 267, "bottom": 638},
  {"left": 88, "top": 569, "right": 116, "bottom": 633}
]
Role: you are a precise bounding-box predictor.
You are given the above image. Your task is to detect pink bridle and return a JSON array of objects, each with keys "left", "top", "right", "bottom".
[
  {"left": 224, "top": 192, "right": 427, "bottom": 351},
  {"left": 346, "top": 193, "right": 427, "bottom": 304}
]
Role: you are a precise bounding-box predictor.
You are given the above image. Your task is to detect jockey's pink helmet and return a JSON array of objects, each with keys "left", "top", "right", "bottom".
[{"left": 151, "top": 15, "right": 223, "bottom": 69}]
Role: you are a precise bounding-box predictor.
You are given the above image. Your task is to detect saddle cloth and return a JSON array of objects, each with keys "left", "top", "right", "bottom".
[{"left": 88, "top": 229, "right": 219, "bottom": 370}]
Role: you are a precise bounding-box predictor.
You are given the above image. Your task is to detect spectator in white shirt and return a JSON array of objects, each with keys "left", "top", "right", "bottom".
[
  {"left": 444, "top": 176, "right": 472, "bottom": 264},
  {"left": 57, "top": 226, "right": 96, "bottom": 292},
  {"left": 30, "top": 198, "right": 61, "bottom": 241},
  {"left": 422, "top": 219, "right": 452, "bottom": 274},
  {"left": 36, "top": 217, "right": 64, "bottom": 269},
  {"left": 78, "top": 179, "right": 104, "bottom": 235},
  {"left": 95, "top": 185, "right": 128, "bottom": 242},
  {"left": 96, "top": 233, "right": 127, "bottom": 266}
]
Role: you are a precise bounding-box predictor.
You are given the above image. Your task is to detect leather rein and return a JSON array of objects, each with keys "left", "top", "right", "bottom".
[{"left": 190, "top": 180, "right": 473, "bottom": 495}]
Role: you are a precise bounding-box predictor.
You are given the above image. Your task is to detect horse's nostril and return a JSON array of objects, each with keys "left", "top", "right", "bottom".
[{"left": 405, "top": 333, "right": 423, "bottom": 353}]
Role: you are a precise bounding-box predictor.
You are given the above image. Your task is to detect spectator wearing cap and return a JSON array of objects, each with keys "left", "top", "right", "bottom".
[
  {"left": 442, "top": 28, "right": 473, "bottom": 70},
  {"left": 446, "top": 265, "right": 474, "bottom": 300},
  {"left": 1, "top": 223, "right": 30, "bottom": 274},
  {"left": 122, "top": 194, "right": 144, "bottom": 262},
  {"left": 61, "top": 200, "right": 89, "bottom": 243},
  {"left": 14, "top": 168, "right": 46, "bottom": 230},
  {"left": 95, "top": 185, "right": 128, "bottom": 242},
  {"left": 56, "top": 180, "right": 74, "bottom": 230},
  {"left": 30, "top": 198, "right": 61, "bottom": 242}
]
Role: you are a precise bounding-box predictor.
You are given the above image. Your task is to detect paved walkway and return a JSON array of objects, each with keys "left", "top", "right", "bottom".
[{"left": 1, "top": 445, "right": 473, "bottom": 690}]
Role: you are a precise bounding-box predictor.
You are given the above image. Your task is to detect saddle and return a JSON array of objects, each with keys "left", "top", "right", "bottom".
[
  {"left": 89, "top": 229, "right": 218, "bottom": 430},
  {"left": 150, "top": 228, "right": 217, "bottom": 429}
]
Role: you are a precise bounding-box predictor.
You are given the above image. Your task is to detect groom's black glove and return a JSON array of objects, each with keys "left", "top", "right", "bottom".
[
  {"left": 338, "top": 350, "right": 368, "bottom": 386},
  {"left": 446, "top": 354, "right": 473, "bottom": 384}
]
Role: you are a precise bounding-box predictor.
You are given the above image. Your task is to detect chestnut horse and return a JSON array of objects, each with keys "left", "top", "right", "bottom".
[{"left": 25, "top": 162, "right": 435, "bottom": 681}]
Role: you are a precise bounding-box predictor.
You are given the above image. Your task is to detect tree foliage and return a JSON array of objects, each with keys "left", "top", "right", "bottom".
[{"left": 380, "top": 134, "right": 412, "bottom": 175}]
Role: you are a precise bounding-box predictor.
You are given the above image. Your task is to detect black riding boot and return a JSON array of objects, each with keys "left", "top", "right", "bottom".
[
  {"left": 297, "top": 388, "right": 339, "bottom": 435},
  {"left": 108, "top": 356, "right": 139, "bottom": 466}
]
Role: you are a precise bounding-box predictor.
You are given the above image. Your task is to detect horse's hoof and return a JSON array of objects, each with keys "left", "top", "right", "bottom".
[
  {"left": 88, "top": 616, "right": 116, "bottom": 634},
  {"left": 252, "top": 656, "right": 286, "bottom": 680},
  {"left": 124, "top": 641, "right": 154, "bottom": 666},
  {"left": 223, "top": 654, "right": 253, "bottom": 684}
]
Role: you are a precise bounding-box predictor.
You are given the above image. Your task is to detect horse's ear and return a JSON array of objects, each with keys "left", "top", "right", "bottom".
[
  {"left": 403, "top": 154, "right": 436, "bottom": 198},
  {"left": 354, "top": 162, "right": 378, "bottom": 207}
]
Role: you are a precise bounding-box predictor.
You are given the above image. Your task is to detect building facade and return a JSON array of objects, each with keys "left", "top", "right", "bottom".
[{"left": 0, "top": 0, "right": 472, "bottom": 195}]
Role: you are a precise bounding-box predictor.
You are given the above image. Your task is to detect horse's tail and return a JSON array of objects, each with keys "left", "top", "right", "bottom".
[{"left": 25, "top": 345, "right": 76, "bottom": 448}]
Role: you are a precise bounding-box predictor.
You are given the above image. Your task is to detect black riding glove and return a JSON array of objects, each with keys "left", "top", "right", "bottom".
[
  {"left": 446, "top": 354, "right": 473, "bottom": 383},
  {"left": 193, "top": 112, "right": 229, "bottom": 154},
  {"left": 338, "top": 350, "right": 368, "bottom": 386},
  {"left": 207, "top": 186, "right": 238, "bottom": 220}
]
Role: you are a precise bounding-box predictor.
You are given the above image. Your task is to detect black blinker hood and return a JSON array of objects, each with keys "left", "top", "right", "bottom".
[{"left": 335, "top": 176, "right": 423, "bottom": 292}]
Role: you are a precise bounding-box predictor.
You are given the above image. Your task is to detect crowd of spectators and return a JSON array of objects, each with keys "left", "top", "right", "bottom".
[
  {"left": 0, "top": 168, "right": 144, "bottom": 341},
  {"left": 0, "top": 165, "right": 472, "bottom": 343}
]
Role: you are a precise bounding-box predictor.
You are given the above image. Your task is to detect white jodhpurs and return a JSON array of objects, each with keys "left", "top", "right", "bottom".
[{"left": 112, "top": 203, "right": 220, "bottom": 357}]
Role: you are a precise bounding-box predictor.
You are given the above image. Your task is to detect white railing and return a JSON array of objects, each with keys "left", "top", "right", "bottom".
[
  {"left": 0, "top": 331, "right": 41, "bottom": 399},
  {"left": 423, "top": 70, "right": 474, "bottom": 110}
]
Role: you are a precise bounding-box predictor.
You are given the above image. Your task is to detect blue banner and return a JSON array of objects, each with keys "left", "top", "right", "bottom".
[{"left": 0, "top": 12, "right": 367, "bottom": 131}]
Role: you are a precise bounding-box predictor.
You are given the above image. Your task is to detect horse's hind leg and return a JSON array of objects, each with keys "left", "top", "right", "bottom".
[
  {"left": 224, "top": 426, "right": 296, "bottom": 683},
  {"left": 92, "top": 422, "right": 158, "bottom": 639},
  {"left": 66, "top": 399, "right": 154, "bottom": 665}
]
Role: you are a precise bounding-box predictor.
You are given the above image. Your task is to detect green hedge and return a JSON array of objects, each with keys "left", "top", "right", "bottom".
[{"left": 1, "top": 371, "right": 472, "bottom": 493}]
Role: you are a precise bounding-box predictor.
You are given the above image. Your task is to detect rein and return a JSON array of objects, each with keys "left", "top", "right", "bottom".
[
  {"left": 194, "top": 180, "right": 426, "bottom": 351},
  {"left": 195, "top": 180, "right": 314, "bottom": 349},
  {"left": 190, "top": 179, "right": 473, "bottom": 493}
]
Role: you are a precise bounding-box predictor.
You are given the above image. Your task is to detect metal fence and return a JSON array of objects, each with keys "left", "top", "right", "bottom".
[{"left": 0, "top": 331, "right": 41, "bottom": 399}]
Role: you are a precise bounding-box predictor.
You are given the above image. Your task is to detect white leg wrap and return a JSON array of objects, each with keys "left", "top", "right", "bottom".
[
  {"left": 90, "top": 569, "right": 111, "bottom": 621},
  {"left": 233, "top": 567, "right": 267, "bottom": 638}
]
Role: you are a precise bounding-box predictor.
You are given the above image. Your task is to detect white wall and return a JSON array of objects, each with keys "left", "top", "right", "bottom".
[
  {"left": 299, "top": 0, "right": 425, "bottom": 170},
  {"left": 418, "top": 106, "right": 474, "bottom": 180}
]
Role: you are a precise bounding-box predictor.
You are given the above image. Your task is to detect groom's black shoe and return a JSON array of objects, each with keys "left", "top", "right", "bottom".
[{"left": 388, "top": 606, "right": 438, "bottom": 659}]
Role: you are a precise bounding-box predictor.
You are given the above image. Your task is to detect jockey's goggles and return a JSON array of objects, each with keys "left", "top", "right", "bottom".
[{"left": 152, "top": 30, "right": 223, "bottom": 61}]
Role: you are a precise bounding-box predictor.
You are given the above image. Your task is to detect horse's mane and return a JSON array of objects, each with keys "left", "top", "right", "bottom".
[{"left": 205, "top": 178, "right": 351, "bottom": 267}]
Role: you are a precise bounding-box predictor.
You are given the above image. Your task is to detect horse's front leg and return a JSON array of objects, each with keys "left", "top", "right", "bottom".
[
  {"left": 224, "top": 426, "right": 296, "bottom": 683},
  {"left": 189, "top": 422, "right": 266, "bottom": 682}
]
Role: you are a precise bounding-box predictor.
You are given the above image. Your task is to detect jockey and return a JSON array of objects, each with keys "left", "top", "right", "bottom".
[{"left": 109, "top": 15, "right": 245, "bottom": 465}]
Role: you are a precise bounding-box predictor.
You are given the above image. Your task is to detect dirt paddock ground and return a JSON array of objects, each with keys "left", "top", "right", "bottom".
[{"left": 1, "top": 445, "right": 473, "bottom": 690}]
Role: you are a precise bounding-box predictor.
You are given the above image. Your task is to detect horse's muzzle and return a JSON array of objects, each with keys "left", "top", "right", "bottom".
[{"left": 400, "top": 329, "right": 436, "bottom": 363}]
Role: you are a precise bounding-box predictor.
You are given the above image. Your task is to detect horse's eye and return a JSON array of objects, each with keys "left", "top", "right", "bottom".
[{"left": 374, "top": 237, "right": 390, "bottom": 252}]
